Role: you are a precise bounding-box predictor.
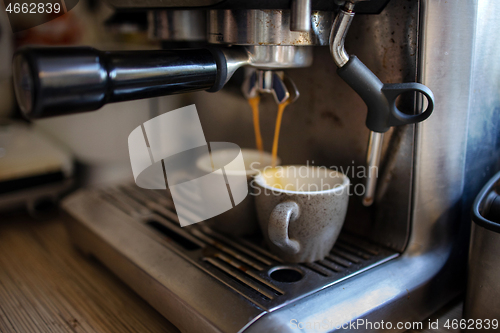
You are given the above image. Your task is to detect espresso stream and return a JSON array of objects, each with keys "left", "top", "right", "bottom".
[
  {"left": 248, "top": 97, "right": 290, "bottom": 168},
  {"left": 271, "top": 101, "right": 290, "bottom": 168},
  {"left": 248, "top": 96, "right": 263, "bottom": 153}
]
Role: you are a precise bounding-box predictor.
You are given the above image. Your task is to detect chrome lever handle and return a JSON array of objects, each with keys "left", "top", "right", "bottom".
[
  {"left": 363, "top": 132, "right": 384, "bottom": 207},
  {"left": 329, "top": 2, "right": 435, "bottom": 206}
]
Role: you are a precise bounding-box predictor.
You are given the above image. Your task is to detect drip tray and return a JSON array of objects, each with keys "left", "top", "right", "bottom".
[{"left": 65, "top": 184, "right": 398, "bottom": 313}]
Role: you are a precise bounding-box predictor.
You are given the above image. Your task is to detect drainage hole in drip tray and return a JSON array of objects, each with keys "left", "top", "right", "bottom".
[{"left": 269, "top": 266, "right": 304, "bottom": 283}]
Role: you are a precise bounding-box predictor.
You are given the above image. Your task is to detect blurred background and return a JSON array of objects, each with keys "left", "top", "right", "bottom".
[{"left": 0, "top": 1, "right": 188, "bottom": 216}]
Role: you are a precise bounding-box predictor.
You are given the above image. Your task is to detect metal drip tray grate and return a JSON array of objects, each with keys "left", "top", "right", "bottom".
[{"left": 96, "top": 184, "right": 399, "bottom": 311}]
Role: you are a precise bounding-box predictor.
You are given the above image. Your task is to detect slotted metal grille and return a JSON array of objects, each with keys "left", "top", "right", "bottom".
[{"left": 98, "top": 184, "right": 398, "bottom": 311}]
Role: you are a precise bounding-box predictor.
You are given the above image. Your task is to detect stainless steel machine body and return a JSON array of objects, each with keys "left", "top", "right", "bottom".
[
  {"left": 17, "top": 0, "right": 500, "bottom": 332},
  {"left": 465, "top": 172, "right": 500, "bottom": 325}
]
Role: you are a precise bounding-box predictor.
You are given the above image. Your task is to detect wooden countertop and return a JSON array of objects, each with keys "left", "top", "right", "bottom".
[
  {"left": 0, "top": 211, "right": 462, "bottom": 333},
  {"left": 0, "top": 211, "right": 179, "bottom": 333}
]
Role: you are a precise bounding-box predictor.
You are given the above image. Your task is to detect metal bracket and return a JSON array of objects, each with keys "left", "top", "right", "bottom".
[{"left": 242, "top": 69, "right": 300, "bottom": 105}]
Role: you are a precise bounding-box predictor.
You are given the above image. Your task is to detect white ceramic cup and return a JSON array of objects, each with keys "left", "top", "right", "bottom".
[
  {"left": 254, "top": 166, "right": 350, "bottom": 263},
  {"left": 196, "top": 149, "right": 280, "bottom": 236}
]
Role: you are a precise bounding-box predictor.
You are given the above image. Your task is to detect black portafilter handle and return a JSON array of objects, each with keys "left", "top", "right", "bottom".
[{"left": 12, "top": 46, "right": 230, "bottom": 119}]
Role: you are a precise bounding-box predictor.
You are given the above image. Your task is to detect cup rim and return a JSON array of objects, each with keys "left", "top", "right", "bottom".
[
  {"left": 254, "top": 165, "right": 350, "bottom": 195},
  {"left": 197, "top": 148, "right": 281, "bottom": 176}
]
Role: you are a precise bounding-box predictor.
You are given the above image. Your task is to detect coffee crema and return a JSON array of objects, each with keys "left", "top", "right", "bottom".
[
  {"left": 258, "top": 165, "right": 349, "bottom": 193},
  {"left": 260, "top": 167, "right": 296, "bottom": 191}
]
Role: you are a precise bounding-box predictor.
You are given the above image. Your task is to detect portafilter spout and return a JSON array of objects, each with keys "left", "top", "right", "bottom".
[
  {"left": 242, "top": 69, "right": 299, "bottom": 105},
  {"left": 12, "top": 46, "right": 249, "bottom": 119}
]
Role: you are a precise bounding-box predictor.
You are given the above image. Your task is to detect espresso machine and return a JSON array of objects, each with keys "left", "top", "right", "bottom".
[{"left": 11, "top": 0, "right": 500, "bottom": 332}]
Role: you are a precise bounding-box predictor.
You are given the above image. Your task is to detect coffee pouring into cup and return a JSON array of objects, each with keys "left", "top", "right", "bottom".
[{"left": 254, "top": 165, "right": 350, "bottom": 263}]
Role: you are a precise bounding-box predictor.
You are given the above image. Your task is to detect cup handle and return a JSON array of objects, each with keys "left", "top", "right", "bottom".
[{"left": 268, "top": 201, "right": 301, "bottom": 254}]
